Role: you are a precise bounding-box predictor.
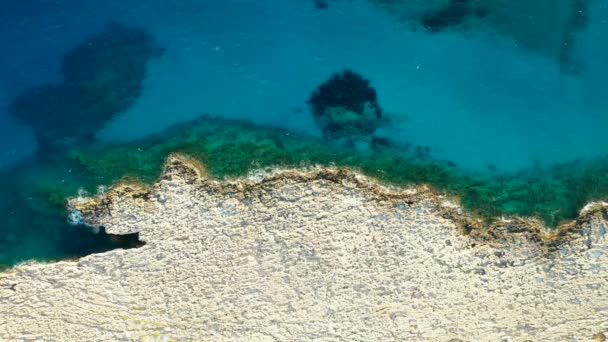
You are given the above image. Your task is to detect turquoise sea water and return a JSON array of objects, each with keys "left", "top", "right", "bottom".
[{"left": 0, "top": 0, "right": 607, "bottom": 267}]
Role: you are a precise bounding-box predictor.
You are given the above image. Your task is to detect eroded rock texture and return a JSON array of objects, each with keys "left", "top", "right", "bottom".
[{"left": 1, "top": 155, "right": 607, "bottom": 341}]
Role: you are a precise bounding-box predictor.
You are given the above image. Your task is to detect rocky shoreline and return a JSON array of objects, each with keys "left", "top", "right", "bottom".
[{"left": 1, "top": 154, "right": 607, "bottom": 340}]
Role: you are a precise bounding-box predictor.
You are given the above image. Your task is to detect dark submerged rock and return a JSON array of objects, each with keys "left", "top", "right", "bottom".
[
  {"left": 421, "top": 0, "right": 489, "bottom": 33},
  {"left": 558, "top": 0, "right": 589, "bottom": 74},
  {"left": 313, "top": 0, "right": 329, "bottom": 10},
  {"left": 307, "top": 70, "right": 383, "bottom": 139},
  {"left": 10, "top": 22, "right": 164, "bottom": 152}
]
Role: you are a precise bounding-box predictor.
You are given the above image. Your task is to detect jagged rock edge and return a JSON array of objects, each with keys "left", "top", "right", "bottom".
[{"left": 67, "top": 153, "right": 608, "bottom": 256}]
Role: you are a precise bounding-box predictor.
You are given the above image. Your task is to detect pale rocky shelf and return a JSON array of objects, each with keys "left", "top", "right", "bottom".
[{"left": 1, "top": 154, "right": 607, "bottom": 341}]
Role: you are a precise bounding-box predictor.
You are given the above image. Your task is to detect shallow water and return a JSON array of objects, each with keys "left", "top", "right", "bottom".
[{"left": 0, "top": 0, "right": 607, "bottom": 266}]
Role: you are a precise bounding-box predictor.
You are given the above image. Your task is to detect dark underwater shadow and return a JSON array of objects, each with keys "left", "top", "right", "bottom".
[{"left": 9, "top": 21, "right": 164, "bottom": 154}]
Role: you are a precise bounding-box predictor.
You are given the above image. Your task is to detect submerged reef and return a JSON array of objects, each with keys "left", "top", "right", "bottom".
[
  {"left": 307, "top": 70, "right": 383, "bottom": 140},
  {"left": 10, "top": 22, "right": 163, "bottom": 152}
]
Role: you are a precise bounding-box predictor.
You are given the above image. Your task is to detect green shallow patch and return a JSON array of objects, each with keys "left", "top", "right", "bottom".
[{"left": 69, "top": 116, "right": 608, "bottom": 227}]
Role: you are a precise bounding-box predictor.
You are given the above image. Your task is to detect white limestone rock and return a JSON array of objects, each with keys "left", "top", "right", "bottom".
[{"left": 1, "top": 154, "right": 607, "bottom": 341}]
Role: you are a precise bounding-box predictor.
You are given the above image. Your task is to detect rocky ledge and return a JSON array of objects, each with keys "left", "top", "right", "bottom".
[{"left": 1, "top": 154, "right": 607, "bottom": 341}]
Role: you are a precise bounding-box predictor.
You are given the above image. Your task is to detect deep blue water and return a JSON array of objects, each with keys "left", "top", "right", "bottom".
[{"left": 1, "top": 0, "right": 608, "bottom": 265}]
